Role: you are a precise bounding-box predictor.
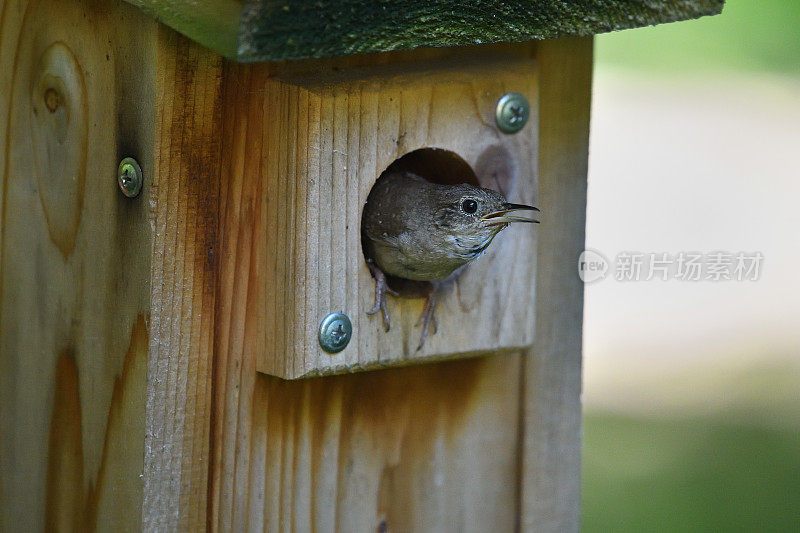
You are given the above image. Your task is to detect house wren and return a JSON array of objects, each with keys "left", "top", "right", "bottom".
[{"left": 362, "top": 170, "right": 539, "bottom": 349}]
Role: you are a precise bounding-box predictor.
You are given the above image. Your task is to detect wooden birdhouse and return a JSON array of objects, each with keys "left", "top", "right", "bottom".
[{"left": 0, "top": 0, "right": 724, "bottom": 530}]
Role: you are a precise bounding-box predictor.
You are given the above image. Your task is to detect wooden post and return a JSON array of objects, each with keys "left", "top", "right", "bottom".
[
  {"left": 0, "top": 0, "right": 157, "bottom": 529},
  {"left": 523, "top": 38, "right": 593, "bottom": 530}
]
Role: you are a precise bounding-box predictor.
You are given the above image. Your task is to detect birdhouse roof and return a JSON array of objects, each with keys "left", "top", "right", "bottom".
[{"left": 125, "top": 0, "right": 725, "bottom": 62}]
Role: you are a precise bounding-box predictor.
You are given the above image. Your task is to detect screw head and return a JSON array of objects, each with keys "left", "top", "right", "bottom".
[
  {"left": 117, "top": 157, "right": 143, "bottom": 198},
  {"left": 318, "top": 312, "right": 352, "bottom": 354},
  {"left": 495, "top": 92, "right": 530, "bottom": 134}
]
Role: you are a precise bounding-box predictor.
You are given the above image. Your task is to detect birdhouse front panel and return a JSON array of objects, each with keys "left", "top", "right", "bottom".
[{"left": 246, "top": 55, "right": 539, "bottom": 378}]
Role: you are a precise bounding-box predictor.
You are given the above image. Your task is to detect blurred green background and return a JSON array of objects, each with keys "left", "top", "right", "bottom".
[
  {"left": 596, "top": 0, "right": 800, "bottom": 75},
  {"left": 583, "top": 0, "right": 800, "bottom": 531}
]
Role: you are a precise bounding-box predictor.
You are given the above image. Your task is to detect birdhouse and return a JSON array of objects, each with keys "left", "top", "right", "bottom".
[
  {"left": 0, "top": 0, "right": 724, "bottom": 530},
  {"left": 241, "top": 55, "right": 541, "bottom": 378}
]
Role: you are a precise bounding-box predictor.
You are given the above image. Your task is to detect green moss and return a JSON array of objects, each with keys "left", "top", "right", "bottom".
[
  {"left": 124, "top": 0, "right": 724, "bottom": 62},
  {"left": 237, "top": 0, "right": 724, "bottom": 61}
]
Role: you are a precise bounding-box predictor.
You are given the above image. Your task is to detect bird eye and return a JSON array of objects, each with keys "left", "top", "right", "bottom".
[{"left": 461, "top": 198, "right": 479, "bottom": 214}]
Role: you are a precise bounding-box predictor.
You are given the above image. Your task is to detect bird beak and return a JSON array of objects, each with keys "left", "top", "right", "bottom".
[{"left": 481, "top": 203, "right": 540, "bottom": 225}]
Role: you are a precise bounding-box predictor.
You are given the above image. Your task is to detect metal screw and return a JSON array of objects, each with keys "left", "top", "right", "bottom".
[
  {"left": 318, "top": 312, "right": 352, "bottom": 353},
  {"left": 117, "top": 157, "right": 143, "bottom": 198},
  {"left": 495, "top": 92, "right": 530, "bottom": 134}
]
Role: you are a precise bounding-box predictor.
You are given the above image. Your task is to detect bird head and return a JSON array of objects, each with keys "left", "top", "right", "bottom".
[{"left": 432, "top": 183, "right": 539, "bottom": 260}]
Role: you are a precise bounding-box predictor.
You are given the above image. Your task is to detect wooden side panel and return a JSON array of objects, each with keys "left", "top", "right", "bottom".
[
  {"left": 0, "top": 0, "right": 156, "bottom": 529},
  {"left": 247, "top": 57, "right": 539, "bottom": 378},
  {"left": 522, "top": 38, "right": 593, "bottom": 532},
  {"left": 140, "top": 29, "right": 224, "bottom": 531}
]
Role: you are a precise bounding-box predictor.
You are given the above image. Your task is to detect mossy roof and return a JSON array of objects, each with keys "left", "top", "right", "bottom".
[{"left": 125, "top": 0, "right": 725, "bottom": 62}]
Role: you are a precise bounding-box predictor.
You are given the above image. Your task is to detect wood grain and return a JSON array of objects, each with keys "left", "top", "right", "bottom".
[
  {"left": 236, "top": 55, "right": 540, "bottom": 379},
  {"left": 0, "top": 0, "right": 156, "bottom": 529},
  {"left": 141, "top": 27, "right": 224, "bottom": 532},
  {"left": 521, "top": 38, "right": 593, "bottom": 532},
  {"left": 213, "top": 341, "right": 524, "bottom": 531}
]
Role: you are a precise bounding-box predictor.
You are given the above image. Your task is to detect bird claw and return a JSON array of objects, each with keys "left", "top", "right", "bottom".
[
  {"left": 385, "top": 285, "right": 400, "bottom": 297},
  {"left": 366, "top": 298, "right": 390, "bottom": 332},
  {"left": 367, "top": 262, "right": 439, "bottom": 348},
  {"left": 367, "top": 263, "right": 392, "bottom": 331},
  {"left": 415, "top": 288, "right": 438, "bottom": 351}
]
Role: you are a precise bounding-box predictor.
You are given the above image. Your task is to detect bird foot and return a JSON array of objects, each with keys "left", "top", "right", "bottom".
[
  {"left": 415, "top": 286, "right": 438, "bottom": 351},
  {"left": 367, "top": 262, "right": 396, "bottom": 331}
]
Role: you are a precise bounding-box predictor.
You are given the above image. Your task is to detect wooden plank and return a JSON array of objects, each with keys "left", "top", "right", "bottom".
[
  {"left": 237, "top": 54, "right": 540, "bottom": 379},
  {"left": 140, "top": 28, "right": 224, "bottom": 531},
  {"left": 521, "top": 37, "right": 594, "bottom": 532},
  {"left": 122, "top": 0, "right": 724, "bottom": 62},
  {"left": 0, "top": 0, "right": 157, "bottom": 529}
]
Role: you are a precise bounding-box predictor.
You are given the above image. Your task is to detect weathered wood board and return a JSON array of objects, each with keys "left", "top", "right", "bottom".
[
  {"left": 522, "top": 37, "right": 593, "bottom": 531},
  {"left": 141, "top": 29, "right": 225, "bottom": 533},
  {"left": 235, "top": 56, "right": 540, "bottom": 378}
]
